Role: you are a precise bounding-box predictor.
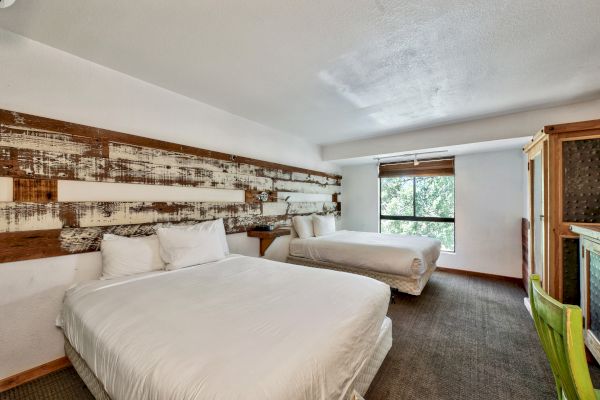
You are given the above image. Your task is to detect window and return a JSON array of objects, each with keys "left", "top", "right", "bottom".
[{"left": 379, "top": 159, "right": 455, "bottom": 251}]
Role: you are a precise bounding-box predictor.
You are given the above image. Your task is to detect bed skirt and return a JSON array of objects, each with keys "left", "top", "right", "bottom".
[
  {"left": 64, "top": 338, "right": 111, "bottom": 400},
  {"left": 286, "top": 255, "right": 436, "bottom": 295},
  {"left": 63, "top": 317, "right": 392, "bottom": 400}
]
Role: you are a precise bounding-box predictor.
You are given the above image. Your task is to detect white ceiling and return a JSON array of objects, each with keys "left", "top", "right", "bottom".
[{"left": 0, "top": 1, "right": 599, "bottom": 145}]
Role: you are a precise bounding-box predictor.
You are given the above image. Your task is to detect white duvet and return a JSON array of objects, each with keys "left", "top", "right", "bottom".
[
  {"left": 290, "top": 230, "right": 441, "bottom": 277},
  {"left": 58, "top": 255, "right": 390, "bottom": 400}
]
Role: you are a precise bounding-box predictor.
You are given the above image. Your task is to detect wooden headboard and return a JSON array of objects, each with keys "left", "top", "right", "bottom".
[{"left": 0, "top": 109, "right": 341, "bottom": 263}]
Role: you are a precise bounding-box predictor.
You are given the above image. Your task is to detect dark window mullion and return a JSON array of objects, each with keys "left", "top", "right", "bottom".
[
  {"left": 412, "top": 177, "right": 416, "bottom": 217},
  {"left": 380, "top": 215, "right": 455, "bottom": 223}
]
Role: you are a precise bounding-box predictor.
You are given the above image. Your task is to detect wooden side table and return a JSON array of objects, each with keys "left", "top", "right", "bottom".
[{"left": 247, "top": 228, "right": 291, "bottom": 256}]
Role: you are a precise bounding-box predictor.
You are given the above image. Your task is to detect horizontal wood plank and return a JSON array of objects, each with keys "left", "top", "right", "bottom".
[
  {"left": 0, "top": 201, "right": 340, "bottom": 232},
  {"left": 0, "top": 109, "right": 341, "bottom": 180},
  {"left": 245, "top": 189, "right": 277, "bottom": 203},
  {"left": 0, "top": 126, "right": 341, "bottom": 193},
  {"left": 13, "top": 178, "right": 57, "bottom": 202},
  {"left": 273, "top": 179, "right": 341, "bottom": 194},
  {"left": 0, "top": 229, "right": 67, "bottom": 263}
]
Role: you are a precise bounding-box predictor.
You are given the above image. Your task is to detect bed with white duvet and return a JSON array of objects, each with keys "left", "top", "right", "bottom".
[
  {"left": 58, "top": 254, "right": 391, "bottom": 400},
  {"left": 287, "top": 215, "right": 442, "bottom": 295}
]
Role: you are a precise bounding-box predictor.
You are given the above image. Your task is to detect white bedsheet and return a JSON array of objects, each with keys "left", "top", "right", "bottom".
[
  {"left": 58, "top": 255, "right": 390, "bottom": 400},
  {"left": 290, "top": 230, "right": 441, "bottom": 277}
]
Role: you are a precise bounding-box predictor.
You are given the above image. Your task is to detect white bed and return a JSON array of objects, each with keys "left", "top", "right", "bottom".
[
  {"left": 58, "top": 254, "right": 391, "bottom": 400},
  {"left": 287, "top": 230, "right": 442, "bottom": 295}
]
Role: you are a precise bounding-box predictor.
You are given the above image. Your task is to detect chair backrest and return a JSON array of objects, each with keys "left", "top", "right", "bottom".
[{"left": 529, "top": 274, "right": 596, "bottom": 400}]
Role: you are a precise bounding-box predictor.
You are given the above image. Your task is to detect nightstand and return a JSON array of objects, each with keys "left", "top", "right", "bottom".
[{"left": 247, "top": 228, "right": 291, "bottom": 256}]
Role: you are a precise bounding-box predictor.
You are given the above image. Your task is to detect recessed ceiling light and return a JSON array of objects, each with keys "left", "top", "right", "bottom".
[{"left": 0, "top": 0, "right": 16, "bottom": 9}]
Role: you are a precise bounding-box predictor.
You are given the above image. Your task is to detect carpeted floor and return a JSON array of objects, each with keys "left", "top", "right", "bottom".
[{"left": 2, "top": 270, "right": 599, "bottom": 400}]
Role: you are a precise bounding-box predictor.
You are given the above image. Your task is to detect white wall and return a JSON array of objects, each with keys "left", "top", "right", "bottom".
[
  {"left": 438, "top": 150, "right": 524, "bottom": 277},
  {"left": 0, "top": 29, "right": 338, "bottom": 379},
  {"left": 342, "top": 149, "right": 524, "bottom": 278},
  {"left": 340, "top": 164, "right": 380, "bottom": 232}
]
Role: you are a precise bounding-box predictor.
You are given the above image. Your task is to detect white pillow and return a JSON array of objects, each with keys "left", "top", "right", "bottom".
[
  {"left": 167, "top": 219, "right": 229, "bottom": 255},
  {"left": 292, "top": 215, "right": 315, "bottom": 239},
  {"left": 157, "top": 228, "right": 225, "bottom": 270},
  {"left": 313, "top": 214, "right": 336, "bottom": 237},
  {"left": 100, "top": 234, "right": 165, "bottom": 280}
]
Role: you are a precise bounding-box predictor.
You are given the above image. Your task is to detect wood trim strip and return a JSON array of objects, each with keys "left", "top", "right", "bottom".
[
  {"left": 436, "top": 266, "right": 524, "bottom": 287},
  {"left": 545, "top": 119, "right": 600, "bottom": 134},
  {"left": 0, "top": 357, "right": 70, "bottom": 393},
  {"left": 522, "top": 218, "right": 530, "bottom": 292},
  {"left": 0, "top": 109, "right": 341, "bottom": 180}
]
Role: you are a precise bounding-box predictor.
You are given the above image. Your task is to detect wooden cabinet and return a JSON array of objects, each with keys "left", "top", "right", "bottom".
[
  {"left": 523, "top": 119, "right": 600, "bottom": 302},
  {"left": 571, "top": 225, "right": 600, "bottom": 363}
]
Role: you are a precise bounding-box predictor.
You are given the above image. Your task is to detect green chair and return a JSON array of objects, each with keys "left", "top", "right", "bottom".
[{"left": 529, "top": 274, "right": 600, "bottom": 399}]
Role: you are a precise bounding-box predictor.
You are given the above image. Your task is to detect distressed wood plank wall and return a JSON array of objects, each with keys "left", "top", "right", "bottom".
[{"left": 0, "top": 109, "right": 342, "bottom": 263}]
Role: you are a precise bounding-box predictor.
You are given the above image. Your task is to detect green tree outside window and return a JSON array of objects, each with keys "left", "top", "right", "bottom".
[{"left": 380, "top": 176, "right": 455, "bottom": 251}]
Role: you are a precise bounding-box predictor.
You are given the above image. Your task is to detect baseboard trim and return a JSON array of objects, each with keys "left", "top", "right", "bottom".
[
  {"left": 436, "top": 266, "right": 523, "bottom": 286},
  {"left": 0, "top": 357, "right": 71, "bottom": 393}
]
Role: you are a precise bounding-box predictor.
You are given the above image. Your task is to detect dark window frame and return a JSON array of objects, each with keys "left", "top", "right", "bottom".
[{"left": 379, "top": 175, "right": 456, "bottom": 251}]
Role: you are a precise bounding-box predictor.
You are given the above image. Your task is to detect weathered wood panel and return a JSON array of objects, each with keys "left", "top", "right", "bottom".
[
  {"left": 13, "top": 178, "right": 57, "bottom": 202},
  {"left": 0, "top": 128, "right": 272, "bottom": 190},
  {"left": 1, "top": 125, "right": 342, "bottom": 193},
  {"left": 261, "top": 201, "right": 338, "bottom": 217},
  {"left": 0, "top": 109, "right": 343, "bottom": 263},
  {"left": 0, "top": 128, "right": 98, "bottom": 155},
  {"left": 0, "top": 201, "right": 339, "bottom": 232},
  {"left": 273, "top": 179, "right": 342, "bottom": 194},
  {"left": 0, "top": 215, "right": 294, "bottom": 263},
  {"left": 0, "top": 109, "right": 341, "bottom": 180},
  {"left": 245, "top": 189, "right": 277, "bottom": 203},
  {"left": 0, "top": 229, "right": 66, "bottom": 263}
]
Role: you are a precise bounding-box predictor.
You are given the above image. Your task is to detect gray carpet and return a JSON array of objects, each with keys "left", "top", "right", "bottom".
[
  {"left": 365, "top": 271, "right": 600, "bottom": 399},
  {"left": 2, "top": 270, "right": 598, "bottom": 400}
]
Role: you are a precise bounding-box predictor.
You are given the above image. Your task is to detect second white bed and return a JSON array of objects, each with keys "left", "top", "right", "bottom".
[{"left": 290, "top": 230, "right": 441, "bottom": 277}]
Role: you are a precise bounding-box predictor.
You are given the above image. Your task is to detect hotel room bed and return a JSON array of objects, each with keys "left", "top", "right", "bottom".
[
  {"left": 58, "top": 254, "right": 391, "bottom": 400},
  {"left": 287, "top": 230, "right": 442, "bottom": 295}
]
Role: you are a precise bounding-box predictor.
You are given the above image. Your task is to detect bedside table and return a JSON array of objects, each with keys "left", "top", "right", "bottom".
[{"left": 247, "top": 228, "right": 291, "bottom": 256}]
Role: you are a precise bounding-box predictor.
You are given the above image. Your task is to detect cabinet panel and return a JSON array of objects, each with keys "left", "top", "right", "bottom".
[
  {"left": 563, "top": 139, "right": 600, "bottom": 223},
  {"left": 563, "top": 237, "right": 580, "bottom": 305}
]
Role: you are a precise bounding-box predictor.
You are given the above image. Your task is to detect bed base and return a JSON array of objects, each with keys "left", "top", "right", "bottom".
[
  {"left": 64, "top": 338, "right": 111, "bottom": 400},
  {"left": 286, "top": 255, "right": 436, "bottom": 296},
  {"left": 64, "top": 318, "right": 392, "bottom": 400}
]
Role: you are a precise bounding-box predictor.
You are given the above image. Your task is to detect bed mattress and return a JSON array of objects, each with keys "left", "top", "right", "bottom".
[
  {"left": 58, "top": 255, "right": 390, "bottom": 400},
  {"left": 290, "top": 230, "right": 441, "bottom": 277}
]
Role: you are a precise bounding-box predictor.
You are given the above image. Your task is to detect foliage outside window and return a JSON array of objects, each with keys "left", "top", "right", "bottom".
[{"left": 380, "top": 176, "right": 455, "bottom": 251}]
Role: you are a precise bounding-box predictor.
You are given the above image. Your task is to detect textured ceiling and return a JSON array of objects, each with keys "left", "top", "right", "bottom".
[{"left": 0, "top": 0, "right": 599, "bottom": 145}]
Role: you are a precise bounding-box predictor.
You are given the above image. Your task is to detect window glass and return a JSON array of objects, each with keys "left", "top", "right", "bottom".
[{"left": 380, "top": 175, "right": 455, "bottom": 252}]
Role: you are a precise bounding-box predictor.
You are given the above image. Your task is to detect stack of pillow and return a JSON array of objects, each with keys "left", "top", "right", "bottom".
[
  {"left": 100, "top": 219, "right": 229, "bottom": 280},
  {"left": 291, "top": 214, "right": 336, "bottom": 239}
]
